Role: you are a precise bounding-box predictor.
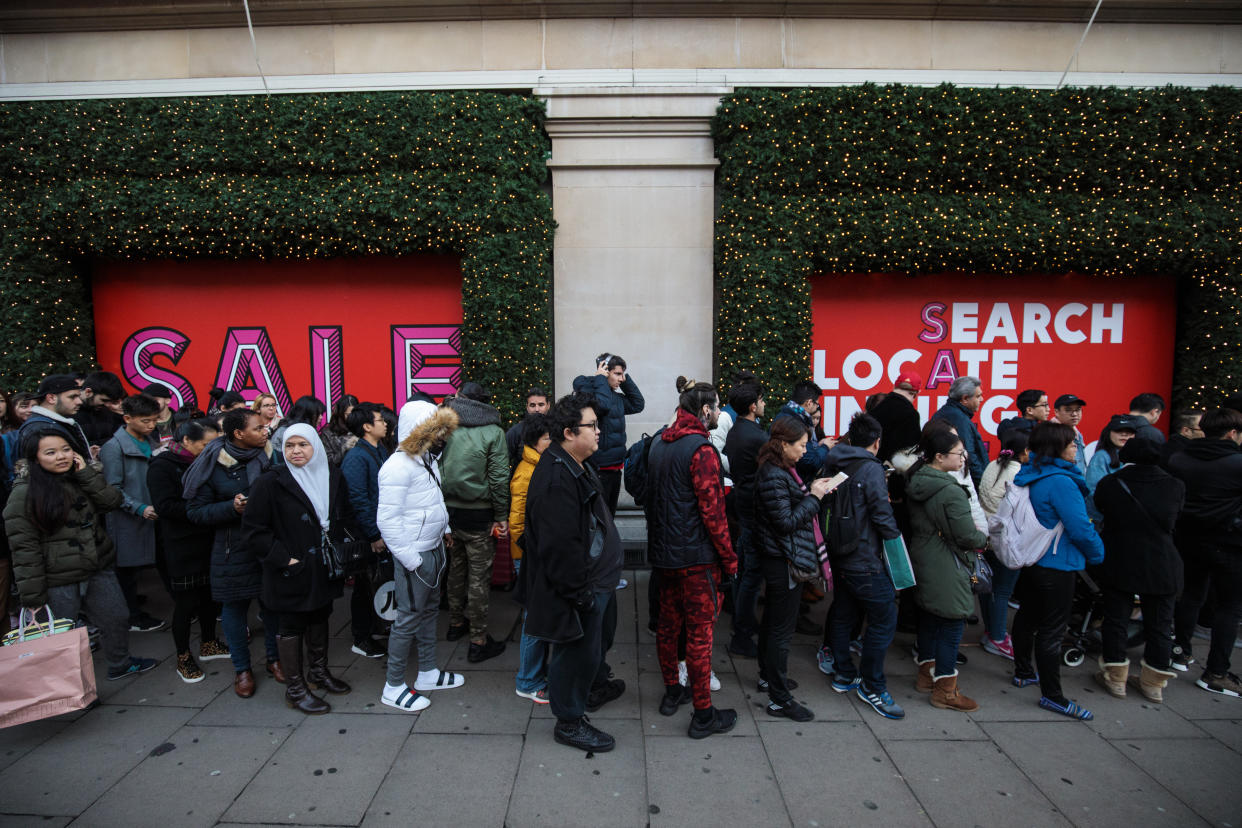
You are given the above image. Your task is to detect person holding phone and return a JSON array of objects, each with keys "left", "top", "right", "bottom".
[{"left": 572, "top": 353, "right": 645, "bottom": 516}]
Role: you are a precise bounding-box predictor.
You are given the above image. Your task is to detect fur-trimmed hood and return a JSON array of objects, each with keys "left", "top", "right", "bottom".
[
  {"left": 398, "top": 403, "right": 459, "bottom": 458},
  {"left": 447, "top": 396, "right": 501, "bottom": 428}
]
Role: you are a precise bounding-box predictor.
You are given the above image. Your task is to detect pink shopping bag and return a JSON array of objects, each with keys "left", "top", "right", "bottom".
[{"left": 0, "top": 607, "right": 97, "bottom": 728}]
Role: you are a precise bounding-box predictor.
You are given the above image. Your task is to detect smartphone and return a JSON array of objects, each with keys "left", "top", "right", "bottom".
[{"left": 823, "top": 471, "right": 849, "bottom": 490}]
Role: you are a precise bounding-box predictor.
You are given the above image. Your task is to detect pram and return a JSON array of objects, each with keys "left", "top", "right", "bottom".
[{"left": 1061, "top": 567, "right": 1146, "bottom": 667}]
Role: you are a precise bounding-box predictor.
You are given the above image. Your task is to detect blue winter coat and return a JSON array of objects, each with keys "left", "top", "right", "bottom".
[
  {"left": 1013, "top": 458, "right": 1105, "bottom": 572},
  {"left": 341, "top": 440, "right": 389, "bottom": 543},
  {"left": 931, "top": 400, "right": 988, "bottom": 486},
  {"left": 572, "top": 373, "right": 645, "bottom": 468}
]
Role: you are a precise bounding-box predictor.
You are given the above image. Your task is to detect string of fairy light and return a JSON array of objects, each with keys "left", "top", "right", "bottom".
[
  {"left": 0, "top": 91, "right": 554, "bottom": 425},
  {"left": 711, "top": 84, "right": 1241, "bottom": 409}
]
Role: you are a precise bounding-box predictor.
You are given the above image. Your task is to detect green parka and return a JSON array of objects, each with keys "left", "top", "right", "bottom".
[
  {"left": 905, "top": 465, "right": 987, "bottom": 620},
  {"left": 3, "top": 464, "right": 124, "bottom": 607},
  {"left": 438, "top": 396, "right": 510, "bottom": 521}
]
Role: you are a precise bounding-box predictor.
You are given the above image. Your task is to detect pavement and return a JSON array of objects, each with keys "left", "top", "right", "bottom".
[{"left": 2, "top": 568, "right": 1241, "bottom": 828}]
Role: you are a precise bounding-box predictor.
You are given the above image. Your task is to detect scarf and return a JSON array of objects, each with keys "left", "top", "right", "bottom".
[
  {"left": 284, "top": 423, "right": 330, "bottom": 531},
  {"left": 182, "top": 435, "right": 272, "bottom": 501},
  {"left": 788, "top": 467, "right": 826, "bottom": 549}
]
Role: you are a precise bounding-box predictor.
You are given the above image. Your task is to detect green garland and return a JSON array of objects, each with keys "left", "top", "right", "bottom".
[
  {"left": 713, "top": 84, "right": 1242, "bottom": 409},
  {"left": 0, "top": 91, "right": 554, "bottom": 423}
]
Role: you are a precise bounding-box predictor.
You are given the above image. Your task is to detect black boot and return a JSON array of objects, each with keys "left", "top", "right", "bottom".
[
  {"left": 277, "top": 634, "right": 330, "bottom": 715},
  {"left": 305, "top": 622, "right": 351, "bottom": 695},
  {"left": 553, "top": 717, "right": 615, "bottom": 752}
]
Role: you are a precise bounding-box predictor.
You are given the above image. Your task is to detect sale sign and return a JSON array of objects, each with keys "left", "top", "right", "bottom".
[
  {"left": 810, "top": 273, "right": 1176, "bottom": 457},
  {"left": 92, "top": 257, "right": 463, "bottom": 415}
]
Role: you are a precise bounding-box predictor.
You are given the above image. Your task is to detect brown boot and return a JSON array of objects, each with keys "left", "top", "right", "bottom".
[
  {"left": 930, "top": 671, "right": 979, "bottom": 712},
  {"left": 305, "top": 622, "right": 352, "bottom": 695},
  {"left": 1127, "top": 659, "right": 1176, "bottom": 703},
  {"left": 1093, "top": 658, "right": 1130, "bottom": 699},
  {"left": 266, "top": 659, "right": 286, "bottom": 684},
  {"left": 277, "top": 634, "right": 330, "bottom": 715},
  {"left": 234, "top": 668, "right": 255, "bottom": 698},
  {"left": 915, "top": 659, "right": 935, "bottom": 694}
]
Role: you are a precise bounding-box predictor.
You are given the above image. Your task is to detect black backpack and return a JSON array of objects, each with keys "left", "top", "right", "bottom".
[
  {"left": 623, "top": 428, "right": 663, "bottom": 507},
  {"left": 820, "top": 458, "right": 870, "bottom": 560}
]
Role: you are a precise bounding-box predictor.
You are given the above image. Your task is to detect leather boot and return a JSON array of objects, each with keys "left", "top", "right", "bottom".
[
  {"left": 1093, "top": 658, "right": 1130, "bottom": 699},
  {"left": 1127, "top": 659, "right": 1176, "bottom": 703},
  {"left": 266, "top": 659, "right": 286, "bottom": 684},
  {"left": 930, "top": 671, "right": 979, "bottom": 712},
  {"left": 305, "top": 622, "right": 351, "bottom": 695},
  {"left": 277, "top": 634, "right": 330, "bottom": 715},
  {"left": 234, "top": 668, "right": 255, "bottom": 698},
  {"left": 915, "top": 659, "right": 935, "bottom": 694}
]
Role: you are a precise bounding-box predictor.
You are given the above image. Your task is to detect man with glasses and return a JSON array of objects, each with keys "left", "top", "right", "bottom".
[
  {"left": 1053, "top": 394, "right": 1089, "bottom": 477},
  {"left": 518, "top": 392, "right": 625, "bottom": 752},
  {"left": 997, "top": 389, "right": 1050, "bottom": 443},
  {"left": 1161, "top": 409, "right": 1205, "bottom": 471}
]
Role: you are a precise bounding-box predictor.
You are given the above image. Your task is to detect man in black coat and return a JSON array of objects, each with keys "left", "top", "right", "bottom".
[
  {"left": 1168, "top": 407, "right": 1242, "bottom": 697},
  {"left": 870, "top": 372, "right": 922, "bottom": 464},
  {"left": 723, "top": 381, "right": 767, "bottom": 657},
  {"left": 504, "top": 386, "right": 549, "bottom": 471},
  {"left": 1159, "top": 409, "right": 1204, "bottom": 470},
  {"left": 518, "top": 391, "right": 624, "bottom": 752}
]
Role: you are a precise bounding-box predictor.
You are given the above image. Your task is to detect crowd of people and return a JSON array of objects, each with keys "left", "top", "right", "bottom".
[{"left": 1, "top": 358, "right": 1240, "bottom": 753}]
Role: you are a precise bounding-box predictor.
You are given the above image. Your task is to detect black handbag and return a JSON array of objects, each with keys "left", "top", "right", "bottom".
[
  {"left": 968, "top": 550, "right": 994, "bottom": 595},
  {"left": 321, "top": 529, "right": 371, "bottom": 581}
]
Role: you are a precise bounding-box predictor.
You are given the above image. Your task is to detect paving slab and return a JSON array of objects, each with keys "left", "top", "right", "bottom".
[
  {"left": 531, "top": 643, "right": 641, "bottom": 721},
  {"left": 1048, "top": 669, "right": 1207, "bottom": 739},
  {"left": 305, "top": 658, "right": 409, "bottom": 716},
  {"left": 646, "top": 733, "right": 789, "bottom": 828},
  {"left": 1159, "top": 680, "right": 1242, "bottom": 721},
  {"left": 1120, "top": 736, "right": 1242, "bottom": 827},
  {"left": 507, "top": 718, "right": 648, "bottom": 828},
  {"left": 885, "top": 738, "right": 1071, "bottom": 828},
  {"left": 636, "top": 668, "right": 759, "bottom": 738},
  {"left": 758, "top": 720, "right": 932, "bottom": 827},
  {"left": 188, "top": 675, "right": 307, "bottom": 729},
  {"left": 1198, "top": 717, "right": 1242, "bottom": 755},
  {"left": 104, "top": 658, "right": 233, "bottom": 708},
  {"left": 0, "top": 718, "right": 69, "bottom": 773},
  {"left": 72, "top": 724, "right": 290, "bottom": 828},
  {"left": 363, "top": 733, "right": 523, "bottom": 827},
  {"left": 412, "top": 669, "right": 534, "bottom": 734},
  {"left": 0, "top": 704, "right": 195, "bottom": 815},
  {"left": 0, "top": 817, "right": 70, "bottom": 827},
  {"left": 222, "top": 713, "right": 409, "bottom": 825},
  {"left": 859, "top": 692, "right": 991, "bottom": 741},
  {"left": 982, "top": 721, "right": 1202, "bottom": 828}
]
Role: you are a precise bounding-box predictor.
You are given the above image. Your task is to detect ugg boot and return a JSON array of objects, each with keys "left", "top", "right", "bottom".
[
  {"left": 1127, "top": 659, "right": 1177, "bottom": 703},
  {"left": 1093, "top": 658, "right": 1130, "bottom": 699},
  {"left": 305, "top": 622, "right": 352, "bottom": 695},
  {"left": 915, "top": 659, "right": 935, "bottom": 694},
  {"left": 930, "top": 671, "right": 979, "bottom": 712},
  {"left": 277, "top": 634, "right": 330, "bottom": 715}
]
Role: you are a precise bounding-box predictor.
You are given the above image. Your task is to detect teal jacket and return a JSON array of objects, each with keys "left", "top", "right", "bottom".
[{"left": 1014, "top": 458, "right": 1105, "bottom": 572}]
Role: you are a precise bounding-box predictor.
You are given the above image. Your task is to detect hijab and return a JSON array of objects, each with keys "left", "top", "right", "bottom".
[{"left": 284, "top": 423, "right": 330, "bottom": 531}]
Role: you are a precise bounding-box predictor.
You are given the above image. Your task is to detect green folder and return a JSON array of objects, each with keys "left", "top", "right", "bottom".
[{"left": 883, "top": 536, "right": 917, "bottom": 590}]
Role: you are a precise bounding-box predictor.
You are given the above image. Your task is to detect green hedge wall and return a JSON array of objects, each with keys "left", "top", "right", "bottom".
[
  {"left": 0, "top": 91, "right": 553, "bottom": 422},
  {"left": 713, "top": 84, "right": 1242, "bottom": 409}
]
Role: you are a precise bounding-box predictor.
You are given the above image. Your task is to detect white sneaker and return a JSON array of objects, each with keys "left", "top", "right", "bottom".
[
  {"left": 677, "top": 661, "right": 721, "bottom": 691},
  {"left": 381, "top": 685, "right": 430, "bottom": 712},
  {"left": 413, "top": 669, "right": 465, "bottom": 692}
]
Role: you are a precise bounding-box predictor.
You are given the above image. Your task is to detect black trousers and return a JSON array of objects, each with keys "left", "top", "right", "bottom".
[
  {"left": 549, "top": 590, "right": 611, "bottom": 722},
  {"left": 597, "top": 469, "right": 622, "bottom": 517},
  {"left": 592, "top": 590, "right": 618, "bottom": 689},
  {"left": 1011, "top": 566, "right": 1076, "bottom": 703},
  {"left": 278, "top": 604, "right": 332, "bottom": 636},
  {"left": 1101, "top": 586, "right": 1174, "bottom": 669},
  {"left": 350, "top": 567, "right": 379, "bottom": 642},
  {"left": 756, "top": 555, "right": 803, "bottom": 705},
  {"left": 171, "top": 584, "right": 217, "bottom": 653},
  {"left": 1175, "top": 542, "right": 1242, "bottom": 676}
]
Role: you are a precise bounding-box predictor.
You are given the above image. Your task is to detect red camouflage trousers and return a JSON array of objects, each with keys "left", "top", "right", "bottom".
[{"left": 656, "top": 565, "right": 720, "bottom": 710}]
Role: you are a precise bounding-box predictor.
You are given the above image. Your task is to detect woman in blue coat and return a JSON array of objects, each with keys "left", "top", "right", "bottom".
[{"left": 1010, "top": 422, "right": 1105, "bottom": 721}]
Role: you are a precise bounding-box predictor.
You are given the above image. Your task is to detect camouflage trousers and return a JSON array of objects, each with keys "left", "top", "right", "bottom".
[
  {"left": 657, "top": 566, "right": 721, "bottom": 710},
  {"left": 447, "top": 528, "right": 495, "bottom": 639}
]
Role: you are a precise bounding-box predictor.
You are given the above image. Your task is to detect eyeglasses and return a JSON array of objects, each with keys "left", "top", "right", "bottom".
[
  {"left": 573, "top": 420, "right": 601, "bottom": 432},
  {"left": 948, "top": 450, "right": 968, "bottom": 458}
]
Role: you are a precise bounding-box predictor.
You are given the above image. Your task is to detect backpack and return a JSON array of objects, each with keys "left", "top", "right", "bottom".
[
  {"left": 623, "top": 429, "right": 661, "bottom": 507},
  {"left": 820, "top": 458, "right": 870, "bottom": 560},
  {"left": 987, "top": 481, "right": 1065, "bottom": 569}
]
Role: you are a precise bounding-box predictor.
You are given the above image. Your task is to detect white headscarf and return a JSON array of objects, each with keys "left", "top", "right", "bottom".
[{"left": 284, "top": 423, "right": 330, "bottom": 531}]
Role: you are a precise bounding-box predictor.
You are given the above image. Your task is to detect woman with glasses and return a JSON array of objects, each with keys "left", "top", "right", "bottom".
[
  {"left": 906, "top": 424, "right": 987, "bottom": 712},
  {"left": 252, "top": 393, "right": 282, "bottom": 436}
]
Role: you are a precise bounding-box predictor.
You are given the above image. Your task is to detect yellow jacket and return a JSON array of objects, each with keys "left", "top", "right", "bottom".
[{"left": 508, "top": 444, "right": 541, "bottom": 557}]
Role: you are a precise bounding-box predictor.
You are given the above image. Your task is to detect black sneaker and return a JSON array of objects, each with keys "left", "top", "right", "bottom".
[
  {"left": 466, "top": 635, "right": 506, "bottom": 663},
  {"left": 757, "top": 677, "right": 799, "bottom": 692},
  {"left": 554, "top": 717, "right": 616, "bottom": 752},
  {"left": 659, "top": 684, "right": 691, "bottom": 717},
  {"left": 766, "top": 698, "right": 814, "bottom": 722},
  {"left": 728, "top": 635, "right": 758, "bottom": 658},
  {"left": 351, "top": 638, "right": 385, "bottom": 659},
  {"left": 128, "top": 613, "right": 166, "bottom": 632},
  {"left": 586, "top": 678, "right": 626, "bottom": 712},
  {"left": 1171, "top": 645, "right": 1194, "bottom": 673},
  {"left": 688, "top": 706, "right": 738, "bottom": 739}
]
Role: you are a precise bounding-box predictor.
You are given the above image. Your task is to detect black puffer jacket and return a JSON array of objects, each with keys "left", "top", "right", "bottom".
[
  {"left": 1094, "top": 463, "right": 1185, "bottom": 595},
  {"left": 753, "top": 462, "right": 821, "bottom": 572},
  {"left": 147, "top": 450, "right": 215, "bottom": 582},
  {"left": 186, "top": 451, "right": 259, "bottom": 602}
]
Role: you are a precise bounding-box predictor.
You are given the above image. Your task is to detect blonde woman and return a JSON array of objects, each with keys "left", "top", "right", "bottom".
[{"left": 252, "top": 393, "right": 282, "bottom": 436}]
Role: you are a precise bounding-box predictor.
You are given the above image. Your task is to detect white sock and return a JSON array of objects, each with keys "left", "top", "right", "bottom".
[
  {"left": 417, "top": 669, "right": 441, "bottom": 684},
  {"left": 383, "top": 682, "right": 406, "bottom": 698}
]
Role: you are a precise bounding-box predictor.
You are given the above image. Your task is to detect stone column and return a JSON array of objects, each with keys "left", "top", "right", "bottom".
[{"left": 539, "top": 87, "right": 726, "bottom": 491}]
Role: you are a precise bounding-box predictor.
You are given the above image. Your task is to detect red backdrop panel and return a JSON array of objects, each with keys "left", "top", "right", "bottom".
[
  {"left": 810, "top": 273, "right": 1176, "bottom": 457},
  {"left": 92, "top": 257, "right": 462, "bottom": 416}
]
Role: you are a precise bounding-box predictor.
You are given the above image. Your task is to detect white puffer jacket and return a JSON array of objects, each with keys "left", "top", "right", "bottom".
[{"left": 376, "top": 401, "right": 460, "bottom": 571}]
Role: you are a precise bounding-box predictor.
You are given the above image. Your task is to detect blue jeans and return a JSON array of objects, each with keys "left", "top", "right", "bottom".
[
  {"left": 516, "top": 612, "right": 548, "bottom": 693},
  {"left": 826, "top": 568, "right": 897, "bottom": 693},
  {"left": 916, "top": 611, "right": 964, "bottom": 678},
  {"left": 978, "top": 551, "right": 1020, "bottom": 642},
  {"left": 731, "top": 520, "right": 762, "bottom": 640},
  {"left": 221, "top": 599, "right": 279, "bottom": 673}
]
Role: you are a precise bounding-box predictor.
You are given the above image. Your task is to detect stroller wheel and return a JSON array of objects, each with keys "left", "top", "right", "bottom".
[{"left": 1063, "top": 648, "right": 1085, "bottom": 668}]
